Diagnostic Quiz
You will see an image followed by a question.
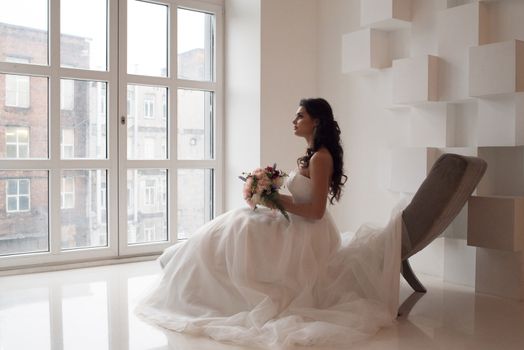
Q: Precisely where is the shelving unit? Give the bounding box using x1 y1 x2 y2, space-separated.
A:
360 0 412 31
392 55 440 104
342 28 390 73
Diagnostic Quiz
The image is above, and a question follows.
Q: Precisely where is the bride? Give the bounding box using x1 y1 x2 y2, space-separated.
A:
135 98 402 348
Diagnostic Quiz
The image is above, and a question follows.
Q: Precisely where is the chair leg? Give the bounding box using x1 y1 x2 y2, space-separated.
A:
401 259 427 293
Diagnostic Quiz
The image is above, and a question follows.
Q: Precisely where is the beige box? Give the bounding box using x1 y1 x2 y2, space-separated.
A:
468 196 524 251
469 40 524 97
342 28 390 73
360 0 411 30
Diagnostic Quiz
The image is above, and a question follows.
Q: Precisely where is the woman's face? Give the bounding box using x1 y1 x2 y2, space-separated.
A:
293 106 317 138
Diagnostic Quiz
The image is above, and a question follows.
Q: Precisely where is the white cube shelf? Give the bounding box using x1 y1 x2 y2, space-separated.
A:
477 94 524 146
475 247 524 300
342 28 390 73
437 2 489 101
408 103 456 147
477 146 524 196
389 147 439 193
393 55 440 104
469 40 524 97
468 196 524 252
360 0 411 31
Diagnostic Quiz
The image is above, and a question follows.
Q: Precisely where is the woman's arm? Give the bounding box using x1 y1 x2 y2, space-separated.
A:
280 150 333 220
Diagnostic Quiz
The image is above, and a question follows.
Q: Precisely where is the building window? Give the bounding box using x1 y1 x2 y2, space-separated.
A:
61 129 75 159
127 89 135 117
144 179 155 206
144 94 155 118
60 79 75 110
162 94 167 119
144 224 155 241
100 182 107 210
5 74 30 108
61 177 75 209
6 127 29 158
6 179 30 213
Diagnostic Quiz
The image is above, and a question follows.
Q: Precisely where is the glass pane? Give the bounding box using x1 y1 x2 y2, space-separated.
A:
62 282 109 350
0 288 51 350
128 0 168 77
177 169 213 239
61 170 107 250
177 89 214 160
0 170 49 256
60 79 107 159
61 0 107 71
127 169 167 244
0 74 48 159
127 85 167 159
0 0 48 66
178 8 214 81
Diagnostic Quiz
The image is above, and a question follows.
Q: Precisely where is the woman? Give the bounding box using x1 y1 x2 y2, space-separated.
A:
136 98 402 348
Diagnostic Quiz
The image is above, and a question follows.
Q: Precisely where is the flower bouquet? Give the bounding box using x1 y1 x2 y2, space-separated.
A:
239 164 289 221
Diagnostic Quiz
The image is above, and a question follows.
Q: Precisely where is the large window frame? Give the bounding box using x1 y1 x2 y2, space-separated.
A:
0 0 224 270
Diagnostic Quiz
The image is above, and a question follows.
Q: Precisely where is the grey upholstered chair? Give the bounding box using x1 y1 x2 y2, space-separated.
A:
400 153 487 293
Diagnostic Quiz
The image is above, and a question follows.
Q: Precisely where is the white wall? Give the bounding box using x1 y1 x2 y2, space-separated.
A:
260 0 318 169
225 0 317 209
224 0 261 210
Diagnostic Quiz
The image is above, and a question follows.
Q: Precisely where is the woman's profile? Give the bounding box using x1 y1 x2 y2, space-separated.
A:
135 98 402 348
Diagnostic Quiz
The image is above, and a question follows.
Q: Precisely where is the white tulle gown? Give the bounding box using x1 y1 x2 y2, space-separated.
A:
135 171 403 348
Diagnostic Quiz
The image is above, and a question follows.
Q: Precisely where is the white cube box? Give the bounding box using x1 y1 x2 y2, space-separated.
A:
408 103 456 147
341 28 390 73
360 0 411 30
475 247 524 300
437 2 489 102
477 146 524 196
477 94 524 147
469 40 524 97
468 196 524 252
393 55 440 104
389 147 439 193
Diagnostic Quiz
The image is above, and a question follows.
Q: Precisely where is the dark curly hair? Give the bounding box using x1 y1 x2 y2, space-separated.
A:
297 98 347 204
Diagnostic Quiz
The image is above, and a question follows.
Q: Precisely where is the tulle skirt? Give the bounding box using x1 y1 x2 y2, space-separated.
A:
135 207 402 348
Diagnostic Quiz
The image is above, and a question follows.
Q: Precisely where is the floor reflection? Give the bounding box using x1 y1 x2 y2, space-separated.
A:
0 261 523 350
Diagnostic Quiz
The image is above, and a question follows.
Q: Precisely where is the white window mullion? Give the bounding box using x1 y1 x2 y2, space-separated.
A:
49 0 62 257
107 0 120 257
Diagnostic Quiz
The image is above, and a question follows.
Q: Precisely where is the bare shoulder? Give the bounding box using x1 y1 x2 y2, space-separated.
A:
310 148 333 167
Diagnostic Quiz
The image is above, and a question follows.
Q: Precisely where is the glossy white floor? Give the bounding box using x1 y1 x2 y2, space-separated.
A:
1 260 523 350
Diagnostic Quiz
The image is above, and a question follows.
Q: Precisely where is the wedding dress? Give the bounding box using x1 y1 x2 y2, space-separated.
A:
135 171 403 348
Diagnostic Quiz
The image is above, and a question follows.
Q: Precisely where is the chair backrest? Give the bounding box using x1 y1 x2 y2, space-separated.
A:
401 153 487 260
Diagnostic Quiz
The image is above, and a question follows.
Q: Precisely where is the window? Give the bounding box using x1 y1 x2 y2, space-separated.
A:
162 94 167 119
6 127 29 158
144 94 155 118
4 57 31 108
1 0 223 268
127 89 135 117
5 74 30 108
60 79 75 110
6 179 30 213
61 177 75 209
144 224 155 241
100 182 107 210
61 129 75 159
144 179 155 206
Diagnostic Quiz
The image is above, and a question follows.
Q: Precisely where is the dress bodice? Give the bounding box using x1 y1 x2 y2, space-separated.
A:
286 171 312 204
